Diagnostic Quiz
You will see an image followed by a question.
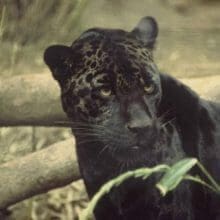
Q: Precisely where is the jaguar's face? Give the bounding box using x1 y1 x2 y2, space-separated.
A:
45 17 166 165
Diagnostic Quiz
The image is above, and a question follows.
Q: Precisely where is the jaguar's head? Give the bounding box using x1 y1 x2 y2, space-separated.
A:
44 17 168 166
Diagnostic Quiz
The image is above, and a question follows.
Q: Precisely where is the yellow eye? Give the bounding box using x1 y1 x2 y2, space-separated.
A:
100 88 111 97
144 84 155 94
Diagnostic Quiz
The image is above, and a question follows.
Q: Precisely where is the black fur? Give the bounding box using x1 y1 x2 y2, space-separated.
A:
44 17 220 220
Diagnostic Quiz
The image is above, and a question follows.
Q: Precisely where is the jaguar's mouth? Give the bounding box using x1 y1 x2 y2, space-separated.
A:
110 144 150 164
107 133 166 167
130 145 141 151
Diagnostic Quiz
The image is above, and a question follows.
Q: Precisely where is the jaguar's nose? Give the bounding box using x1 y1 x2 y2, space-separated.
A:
124 101 153 134
126 121 152 134
126 121 158 148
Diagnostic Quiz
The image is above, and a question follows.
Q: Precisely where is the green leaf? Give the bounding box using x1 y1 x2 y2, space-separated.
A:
156 158 198 196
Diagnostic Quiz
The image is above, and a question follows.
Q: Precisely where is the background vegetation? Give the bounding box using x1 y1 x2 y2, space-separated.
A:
0 0 220 219
0 0 89 76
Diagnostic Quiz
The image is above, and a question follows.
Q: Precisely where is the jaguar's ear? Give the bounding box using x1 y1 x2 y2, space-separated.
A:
131 16 158 49
44 45 73 83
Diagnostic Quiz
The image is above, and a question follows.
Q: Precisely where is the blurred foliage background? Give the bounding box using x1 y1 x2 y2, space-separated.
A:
0 0 220 219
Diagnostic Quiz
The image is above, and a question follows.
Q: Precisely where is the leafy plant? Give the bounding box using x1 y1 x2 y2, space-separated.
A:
79 158 220 220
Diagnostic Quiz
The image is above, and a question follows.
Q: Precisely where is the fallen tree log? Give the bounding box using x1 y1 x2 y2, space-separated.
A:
0 138 80 209
0 73 220 127
0 74 68 126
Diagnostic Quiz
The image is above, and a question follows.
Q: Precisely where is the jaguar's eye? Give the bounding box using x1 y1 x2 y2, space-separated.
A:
144 84 155 94
100 88 112 97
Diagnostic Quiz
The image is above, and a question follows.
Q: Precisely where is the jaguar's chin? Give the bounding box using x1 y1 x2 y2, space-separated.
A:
109 140 165 169
100 126 166 168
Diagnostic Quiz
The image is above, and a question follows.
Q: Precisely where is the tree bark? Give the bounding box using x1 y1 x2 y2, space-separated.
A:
0 74 68 127
0 138 80 209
